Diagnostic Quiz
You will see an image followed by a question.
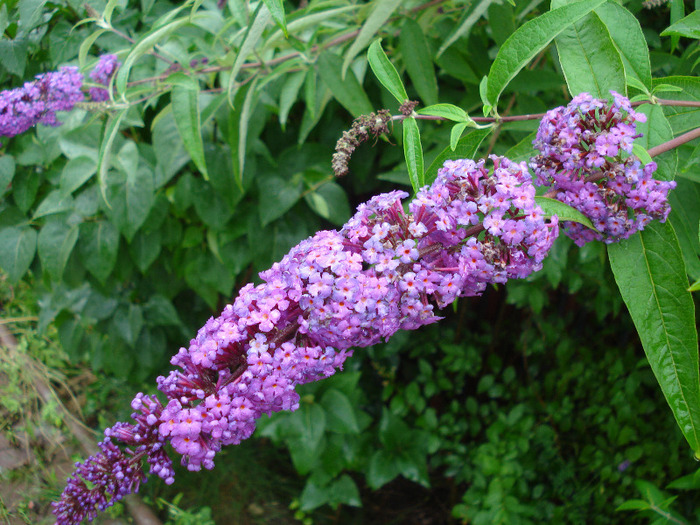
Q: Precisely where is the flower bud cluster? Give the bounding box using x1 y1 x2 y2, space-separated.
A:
88 54 121 102
53 156 558 524
530 91 676 246
0 66 83 140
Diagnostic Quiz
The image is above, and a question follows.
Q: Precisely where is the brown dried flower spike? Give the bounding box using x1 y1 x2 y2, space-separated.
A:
332 110 392 177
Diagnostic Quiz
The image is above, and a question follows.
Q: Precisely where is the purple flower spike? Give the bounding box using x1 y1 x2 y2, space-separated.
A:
88 54 121 102
0 66 84 140
53 156 558 525
530 91 676 246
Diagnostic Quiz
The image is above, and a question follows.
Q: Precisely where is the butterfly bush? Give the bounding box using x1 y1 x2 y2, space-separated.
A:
88 54 121 102
52 155 558 524
530 91 676 246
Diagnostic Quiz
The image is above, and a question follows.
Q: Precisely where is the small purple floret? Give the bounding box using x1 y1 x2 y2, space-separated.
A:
530 91 676 246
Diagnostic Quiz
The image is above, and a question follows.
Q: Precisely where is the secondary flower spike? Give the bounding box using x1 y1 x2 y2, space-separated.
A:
530 91 676 246
88 54 121 102
52 156 558 525
0 66 83 140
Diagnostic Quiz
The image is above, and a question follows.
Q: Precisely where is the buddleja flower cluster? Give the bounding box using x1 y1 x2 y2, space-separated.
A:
530 91 676 246
0 55 121 142
88 54 121 102
52 155 558 524
0 67 84 140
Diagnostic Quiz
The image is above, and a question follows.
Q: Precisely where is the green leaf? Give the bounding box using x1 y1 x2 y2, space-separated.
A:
399 18 438 106
129 228 162 274
258 174 303 227
450 122 468 151
651 76 700 134
38 219 79 281
417 103 468 122
236 76 260 187
341 0 403 78
403 117 424 192
367 450 400 489
437 0 496 58
616 500 652 511
425 127 491 185
553 10 626 98
102 166 155 241
261 0 286 36
367 39 408 104
278 70 306 129
595 2 652 91
317 51 373 117
19 0 46 31
668 179 700 281
321 389 360 434
534 197 595 229
170 73 209 180
286 403 326 475
33 190 74 220
79 220 119 283
111 303 144 346
608 222 700 455
97 108 128 206
304 181 350 226
60 156 97 195
661 10 700 39
115 16 190 96
102 0 121 26
0 155 16 198
226 4 270 104
635 104 677 183
0 38 29 76
485 0 605 109
79 28 108 68
144 294 182 327
0 226 37 284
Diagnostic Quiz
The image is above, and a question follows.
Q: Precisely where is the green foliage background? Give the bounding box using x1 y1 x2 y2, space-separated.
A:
1 0 700 523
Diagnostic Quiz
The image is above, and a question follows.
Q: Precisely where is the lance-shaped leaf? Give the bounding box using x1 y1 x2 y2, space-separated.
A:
317 51 373 117
437 0 496 58
262 0 287 36
661 9 700 40
170 73 209 180
97 108 127 207
608 222 700 456
425 127 491 185
403 117 424 192
595 2 652 91
485 0 605 110
368 39 408 103
341 0 402 78
115 16 190 96
399 18 437 106
534 197 594 229
227 4 270 104
552 7 625 98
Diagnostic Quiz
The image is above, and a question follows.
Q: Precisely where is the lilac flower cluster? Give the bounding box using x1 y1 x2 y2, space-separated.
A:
530 91 676 246
88 54 121 102
0 66 83 139
53 156 558 525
